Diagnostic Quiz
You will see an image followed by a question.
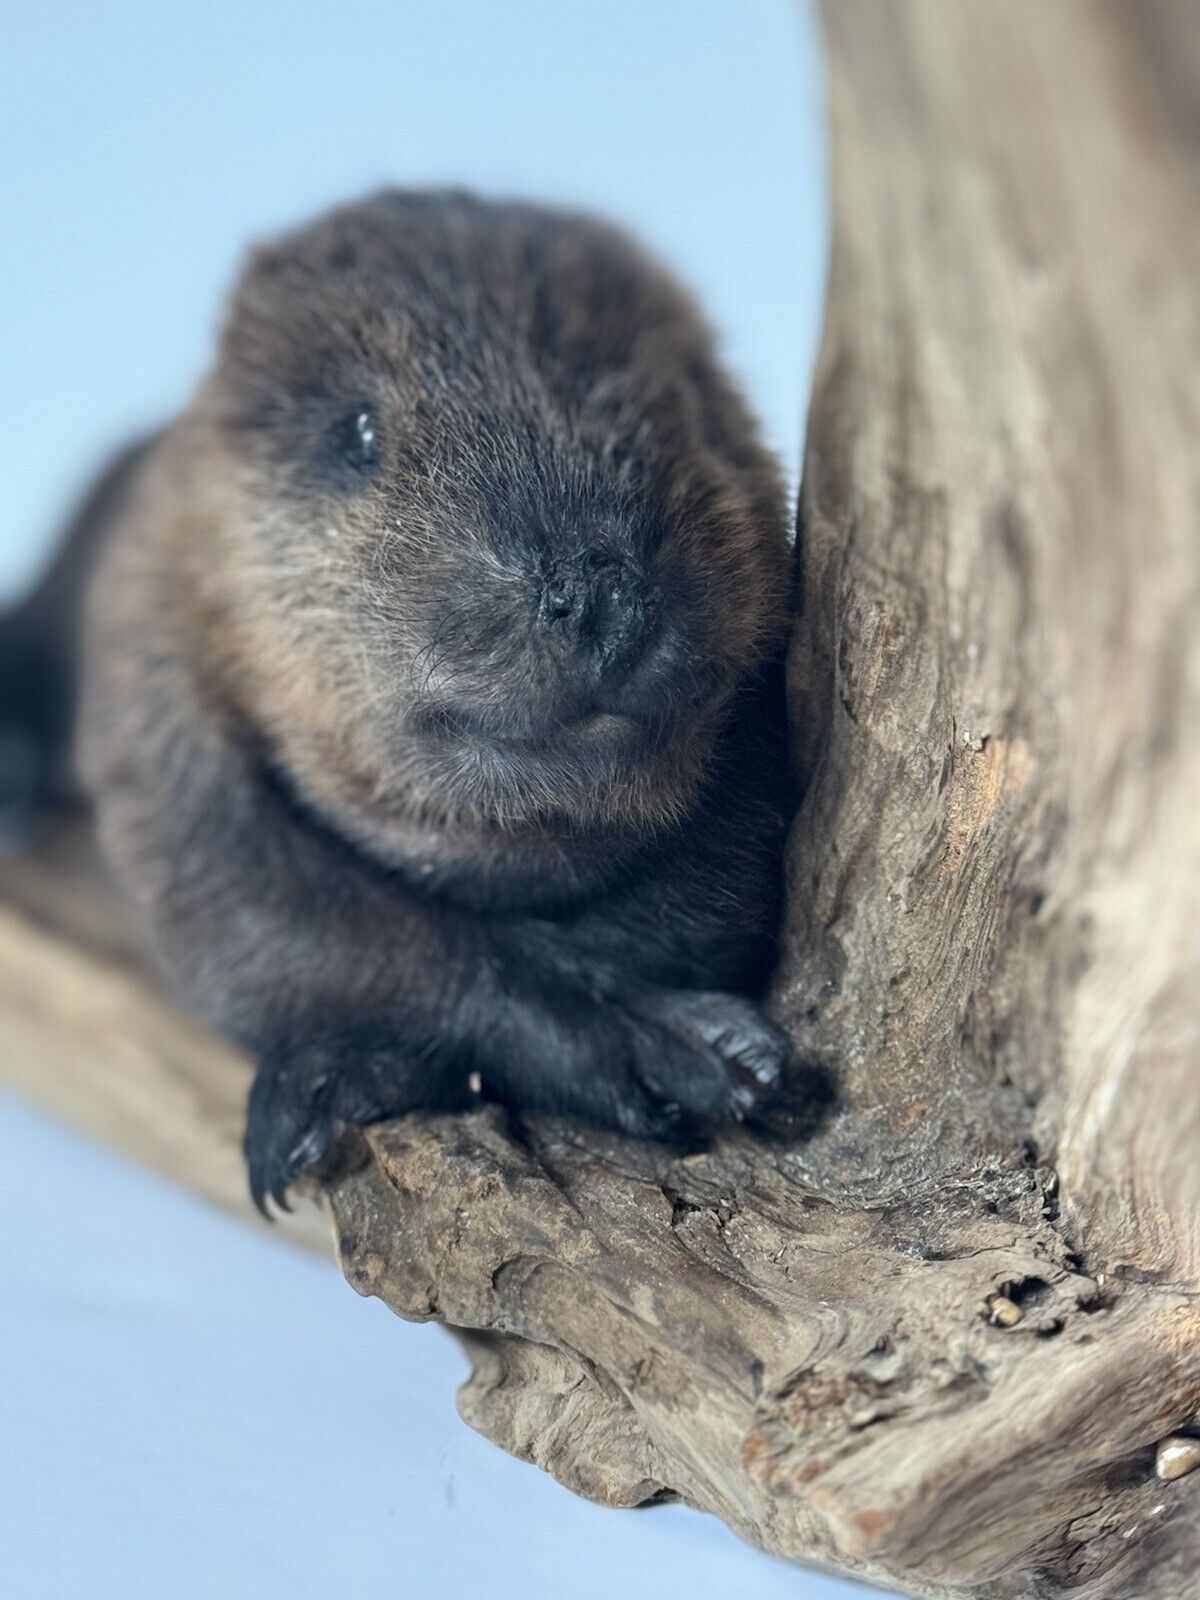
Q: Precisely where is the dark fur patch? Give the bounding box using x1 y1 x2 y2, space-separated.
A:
64 190 795 1208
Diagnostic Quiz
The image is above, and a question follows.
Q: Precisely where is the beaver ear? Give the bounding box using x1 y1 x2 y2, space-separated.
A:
234 240 299 298
324 238 359 274
249 244 289 279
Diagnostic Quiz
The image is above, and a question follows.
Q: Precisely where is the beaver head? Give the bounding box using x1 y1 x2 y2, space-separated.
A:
191 190 789 895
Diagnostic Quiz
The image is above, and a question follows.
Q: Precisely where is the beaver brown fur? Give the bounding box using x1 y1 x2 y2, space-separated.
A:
7 190 795 1212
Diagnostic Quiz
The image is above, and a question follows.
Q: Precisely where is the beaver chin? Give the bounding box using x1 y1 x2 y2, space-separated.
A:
413 681 727 822
312 719 706 913
417 700 656 763
422 708 696 822
288 683 725 910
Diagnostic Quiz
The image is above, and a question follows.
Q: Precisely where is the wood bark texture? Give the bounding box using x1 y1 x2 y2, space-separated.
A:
2 2 1198 1595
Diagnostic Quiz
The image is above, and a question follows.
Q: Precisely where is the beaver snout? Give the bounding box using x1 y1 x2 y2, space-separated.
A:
538 552 661 689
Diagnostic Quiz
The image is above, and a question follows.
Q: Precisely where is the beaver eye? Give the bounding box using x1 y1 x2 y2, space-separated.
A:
338 407 377 470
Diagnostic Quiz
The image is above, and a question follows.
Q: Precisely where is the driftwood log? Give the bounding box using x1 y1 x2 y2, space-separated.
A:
2 3 1199 1595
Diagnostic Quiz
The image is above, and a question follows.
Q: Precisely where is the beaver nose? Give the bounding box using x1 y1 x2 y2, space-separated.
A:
539 554 656 681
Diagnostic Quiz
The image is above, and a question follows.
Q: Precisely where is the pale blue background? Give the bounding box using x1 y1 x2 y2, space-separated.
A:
0 4 875 1597
0 0 825 601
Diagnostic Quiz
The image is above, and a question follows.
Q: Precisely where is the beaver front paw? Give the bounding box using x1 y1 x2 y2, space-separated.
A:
243 1027 469 1216
622 990 790 1132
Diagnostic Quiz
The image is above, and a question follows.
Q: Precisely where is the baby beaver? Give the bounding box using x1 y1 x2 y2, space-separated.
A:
6 190 795 1212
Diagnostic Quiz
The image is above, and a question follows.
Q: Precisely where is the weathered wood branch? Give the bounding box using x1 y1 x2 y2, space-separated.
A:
0 820 330 1258
2 3 1198 1595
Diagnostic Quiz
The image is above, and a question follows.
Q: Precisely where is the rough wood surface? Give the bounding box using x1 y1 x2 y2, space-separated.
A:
2 3 1198 1595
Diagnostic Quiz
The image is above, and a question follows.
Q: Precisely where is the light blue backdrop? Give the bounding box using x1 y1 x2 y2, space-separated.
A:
0 0 825 599
0 5 873 1597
